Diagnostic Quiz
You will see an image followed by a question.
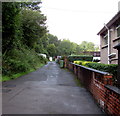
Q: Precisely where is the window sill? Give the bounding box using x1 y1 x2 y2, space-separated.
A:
101 44 108 49
113 36 120 42
110 58 118 61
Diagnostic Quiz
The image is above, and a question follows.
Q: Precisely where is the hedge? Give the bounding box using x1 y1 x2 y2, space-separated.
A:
68 55 93 62
74 61 118 83
74 60 91 66
85 63 118 79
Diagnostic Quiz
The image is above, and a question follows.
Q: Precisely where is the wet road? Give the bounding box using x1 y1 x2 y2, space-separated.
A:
2 62 104 114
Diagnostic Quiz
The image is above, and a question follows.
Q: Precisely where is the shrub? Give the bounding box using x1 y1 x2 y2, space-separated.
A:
2 46 48 76
68 55 93 62
74 61 118 83
74 61 92 66
74 61 118 75
86 63 118 79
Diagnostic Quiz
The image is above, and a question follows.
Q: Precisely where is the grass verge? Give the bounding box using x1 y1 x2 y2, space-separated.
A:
63 68 84 87
74 77 84 87
2 63 44 82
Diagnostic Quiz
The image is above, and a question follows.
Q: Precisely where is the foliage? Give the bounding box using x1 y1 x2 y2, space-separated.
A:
57 39 76 56
2 2 48 81
20 2 41 11
74 60 92 66
2 2 22 53
47 33 60 46
2 68 35 82
47 44 56 57
34 33 100 57
74 61 118 82
2 46 47 76
68 55 93 62
79 41 99 52
85 63 118 78
2 2 100 81
21 9 47 48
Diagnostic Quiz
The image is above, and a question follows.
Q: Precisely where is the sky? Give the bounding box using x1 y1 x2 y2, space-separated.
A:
41 0 120 46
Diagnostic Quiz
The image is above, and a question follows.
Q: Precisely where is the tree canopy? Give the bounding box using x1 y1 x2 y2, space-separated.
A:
2 2 99 78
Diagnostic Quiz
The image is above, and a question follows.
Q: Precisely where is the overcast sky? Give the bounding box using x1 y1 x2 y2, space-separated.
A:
41 0 120 46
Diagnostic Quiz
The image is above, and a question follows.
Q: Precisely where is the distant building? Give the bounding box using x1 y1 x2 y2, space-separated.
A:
82 51 100 57
80 51 100 62
97 11 120 64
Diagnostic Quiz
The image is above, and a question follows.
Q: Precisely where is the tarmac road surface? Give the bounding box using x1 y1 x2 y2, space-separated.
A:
2 62 105 114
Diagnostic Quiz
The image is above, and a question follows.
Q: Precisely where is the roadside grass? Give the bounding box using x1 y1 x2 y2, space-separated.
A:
63 68 84 87
2 63 44 82
74 77 84 87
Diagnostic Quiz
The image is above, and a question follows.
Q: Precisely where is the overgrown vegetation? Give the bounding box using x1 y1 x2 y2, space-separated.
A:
2 2 48 81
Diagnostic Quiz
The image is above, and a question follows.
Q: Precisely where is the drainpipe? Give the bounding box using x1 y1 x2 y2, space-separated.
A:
104 23 110 64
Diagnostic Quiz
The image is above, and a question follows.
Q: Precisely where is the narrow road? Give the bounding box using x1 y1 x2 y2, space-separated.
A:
2 62 104 114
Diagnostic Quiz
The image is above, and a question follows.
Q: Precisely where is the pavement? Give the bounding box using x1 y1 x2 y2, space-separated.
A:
2 62 105 114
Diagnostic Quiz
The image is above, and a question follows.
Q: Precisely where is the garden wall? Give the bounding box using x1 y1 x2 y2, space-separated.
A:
64 59 120 115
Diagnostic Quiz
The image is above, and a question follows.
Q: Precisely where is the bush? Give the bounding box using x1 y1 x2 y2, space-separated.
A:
68 55 93 62
74 60 118 83
2 46 48 76
86 63 118 79
74 61 118 75
74 61 92 66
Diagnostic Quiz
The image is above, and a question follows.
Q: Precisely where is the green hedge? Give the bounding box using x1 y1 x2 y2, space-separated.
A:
74 60 118 83
74 60 91 66
86 62 118 77
68 55 93 62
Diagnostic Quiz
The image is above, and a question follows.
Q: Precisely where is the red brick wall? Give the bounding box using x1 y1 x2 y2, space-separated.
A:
65 61 120 115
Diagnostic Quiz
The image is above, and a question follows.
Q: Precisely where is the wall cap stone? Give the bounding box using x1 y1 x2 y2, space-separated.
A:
72 63 112 75
105 85 120 95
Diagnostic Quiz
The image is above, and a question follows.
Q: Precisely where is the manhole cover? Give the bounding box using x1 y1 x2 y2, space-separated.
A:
3 85 16 88
2 89 11 93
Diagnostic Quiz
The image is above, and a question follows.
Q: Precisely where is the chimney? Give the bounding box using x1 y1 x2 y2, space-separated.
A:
118 1 120 12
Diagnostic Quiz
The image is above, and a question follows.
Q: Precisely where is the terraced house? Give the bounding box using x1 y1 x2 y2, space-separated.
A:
97 10 120 64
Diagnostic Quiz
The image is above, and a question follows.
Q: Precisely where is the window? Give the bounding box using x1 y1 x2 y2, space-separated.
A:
94 53 97 56
103 34 108 45
116 25 120 37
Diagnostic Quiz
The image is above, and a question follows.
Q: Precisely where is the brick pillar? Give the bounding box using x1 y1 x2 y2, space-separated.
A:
64 56 68 68
103 75 113 85
74 65 76 74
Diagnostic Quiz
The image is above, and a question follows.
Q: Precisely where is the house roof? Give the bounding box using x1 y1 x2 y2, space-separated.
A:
114 43 120 49
97 11 120 35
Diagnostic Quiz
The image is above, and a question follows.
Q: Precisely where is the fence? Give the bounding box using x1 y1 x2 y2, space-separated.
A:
64 59 120 115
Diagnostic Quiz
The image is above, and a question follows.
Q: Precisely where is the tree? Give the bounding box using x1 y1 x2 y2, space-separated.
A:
58 39 74 56
47 44 56 57
35 34 49 54
75 45 82 54
2 2 22 53
47 33 60 46
21 9 47 48
47 33 61 56
94 45 100 51
20 2 41 11
2 2 49 77
79 41 96 52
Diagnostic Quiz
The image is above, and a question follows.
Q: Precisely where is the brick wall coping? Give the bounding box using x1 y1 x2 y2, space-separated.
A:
71 63 112 75
105 85 120 95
